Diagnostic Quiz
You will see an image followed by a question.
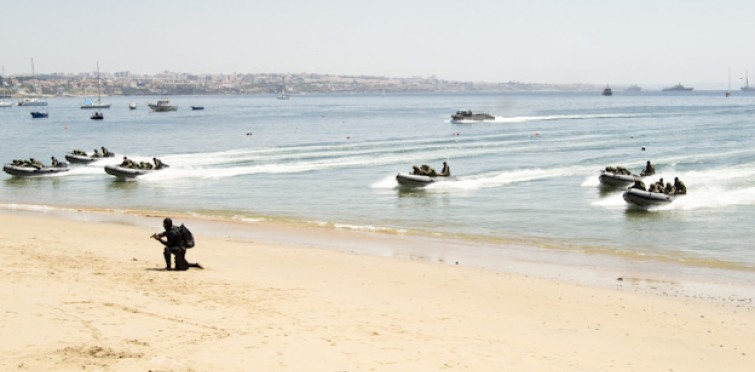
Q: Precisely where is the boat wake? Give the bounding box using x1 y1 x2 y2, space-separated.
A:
130 136 540 181
452 113 647 124
373 165 593 191
592 164 755 210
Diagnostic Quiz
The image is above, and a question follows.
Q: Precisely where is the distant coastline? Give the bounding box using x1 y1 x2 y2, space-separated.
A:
1 71 620 97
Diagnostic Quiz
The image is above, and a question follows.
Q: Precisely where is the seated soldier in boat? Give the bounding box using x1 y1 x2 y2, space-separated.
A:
663 182 675 194
139 161 154 170
153 158 167 170
120 156 137 168
673 177 686 195
28 158 43 170
72 149 87 156
640 160 656 177
92 149 101 158
440 161 450 177
654 178 664 191
630 179 646 190
420 164 437 177
101 147 112 157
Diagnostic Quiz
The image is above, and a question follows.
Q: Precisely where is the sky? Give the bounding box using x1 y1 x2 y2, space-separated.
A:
3 0 755 87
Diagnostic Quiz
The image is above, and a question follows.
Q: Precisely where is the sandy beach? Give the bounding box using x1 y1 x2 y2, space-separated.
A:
1 212 753 371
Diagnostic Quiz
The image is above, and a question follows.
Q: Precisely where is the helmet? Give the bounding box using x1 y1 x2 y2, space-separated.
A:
163 218 173 228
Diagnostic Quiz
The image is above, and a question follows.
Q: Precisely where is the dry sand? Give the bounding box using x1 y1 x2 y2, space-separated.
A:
0 212 753 371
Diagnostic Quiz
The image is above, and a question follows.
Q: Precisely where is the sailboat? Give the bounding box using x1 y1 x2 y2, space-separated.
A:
81 62 111 109
741 71 755 92
17 58 47 106
0 65 12 107
726 68 732 97
0 82 11 107
276 77 290 100
276 86 290 100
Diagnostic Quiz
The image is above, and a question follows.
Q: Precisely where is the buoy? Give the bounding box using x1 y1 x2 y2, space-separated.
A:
642 146 646 151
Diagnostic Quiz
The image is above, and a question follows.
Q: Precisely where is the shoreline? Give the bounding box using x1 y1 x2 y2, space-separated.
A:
3 202 755 304
1 208 754 370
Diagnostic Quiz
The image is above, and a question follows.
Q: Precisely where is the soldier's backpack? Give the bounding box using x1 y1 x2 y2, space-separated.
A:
178 224 195 248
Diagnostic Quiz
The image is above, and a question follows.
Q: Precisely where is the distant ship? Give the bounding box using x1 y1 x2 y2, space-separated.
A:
741 73 755 91
601 86 613 96
625 84 642 92
662 83 693 92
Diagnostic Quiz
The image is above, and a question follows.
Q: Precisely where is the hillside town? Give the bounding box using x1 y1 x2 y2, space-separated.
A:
0 71 599 98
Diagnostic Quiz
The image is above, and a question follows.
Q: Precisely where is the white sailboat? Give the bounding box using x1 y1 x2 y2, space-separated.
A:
276 78 290 100
0 65 12 107
17 58 47 106
81 61 111 109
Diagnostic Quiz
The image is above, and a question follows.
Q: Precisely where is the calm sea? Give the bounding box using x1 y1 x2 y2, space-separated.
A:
2 92 755 279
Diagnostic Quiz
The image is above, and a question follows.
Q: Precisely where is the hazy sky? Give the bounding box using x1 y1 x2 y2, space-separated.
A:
3 0 755 87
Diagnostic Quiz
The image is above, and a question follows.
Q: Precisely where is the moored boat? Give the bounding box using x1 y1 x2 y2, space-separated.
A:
30 111 48 118
3 163 69 177
90 112 104 120
148 98 177 112
80 62 111 109
129 102 137 110
601 86 613 96
191 105 204 110
622 188 676 207
18 98 47 106
17 58 47 106
0 100 12 107
451 110 495 122
81 99 111 109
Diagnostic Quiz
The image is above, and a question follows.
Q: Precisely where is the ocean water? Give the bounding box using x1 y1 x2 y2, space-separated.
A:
2 92 755 275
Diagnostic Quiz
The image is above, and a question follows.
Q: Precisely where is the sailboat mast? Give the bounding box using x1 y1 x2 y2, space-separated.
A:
96 61 101 103
30 57 36 96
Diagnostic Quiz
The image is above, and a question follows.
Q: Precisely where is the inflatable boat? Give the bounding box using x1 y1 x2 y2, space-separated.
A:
65 152 114 164
104 164 168 179
622 188 676 207
451 110 495 122
598 170 641 188
396 172 452 187
3 163 70 177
